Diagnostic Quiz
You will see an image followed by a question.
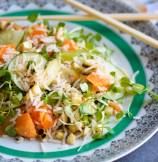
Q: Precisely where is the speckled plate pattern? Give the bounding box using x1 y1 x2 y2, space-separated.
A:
0 0 158 162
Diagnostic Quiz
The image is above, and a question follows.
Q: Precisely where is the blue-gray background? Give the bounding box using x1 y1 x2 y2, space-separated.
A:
116 133 158 162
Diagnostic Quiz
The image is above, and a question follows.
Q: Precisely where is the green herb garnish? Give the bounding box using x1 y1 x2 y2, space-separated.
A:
43 91 61 105
92 129 114 140
27 13 39 22
5 125 16 137
116 111 124 120
92 133 105 140
96 111 102 121
43 19 49 26
110 71 116 77
120 77 148 95
120 77 131 87
126 111 133 119
0 114 5 124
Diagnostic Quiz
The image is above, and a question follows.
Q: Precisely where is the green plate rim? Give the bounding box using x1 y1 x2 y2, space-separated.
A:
0 9 146 159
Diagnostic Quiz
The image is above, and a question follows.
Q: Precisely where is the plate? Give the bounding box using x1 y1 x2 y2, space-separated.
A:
0 0 158 162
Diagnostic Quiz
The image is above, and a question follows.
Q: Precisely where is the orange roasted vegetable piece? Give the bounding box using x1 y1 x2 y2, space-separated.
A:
86 72 110 92
15 113 37 138
31 30 47 37
63 39 78 51
30 24 47 37
108 101 122 112
0 44 15 62
29 105 57 129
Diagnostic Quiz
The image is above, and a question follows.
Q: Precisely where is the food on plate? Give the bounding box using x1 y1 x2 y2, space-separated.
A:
0 18 156 145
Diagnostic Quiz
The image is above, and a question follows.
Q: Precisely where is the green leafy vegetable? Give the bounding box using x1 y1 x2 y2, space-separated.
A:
82 115 90 125
57 22 65 28
119 76 158 101
66 28 102 48
96 111 102 121
90 45 112 60
43 19 49 26
0 91 23 117
131 83 147 94
0 69 9 77
0 66 23 118
93 33 102 41
5 125 16 137
26 60 34 69
92 133 105 140
110 71 116 77
109 84 121 93
120 77 147 95
0 114 5 124
40 46 50 61
60 50 80 61
116 111 124 120
120 77 131 87
0 68 11 82
43 92 61 105
93 128 114 140
27 13 39 22
126 111 133 119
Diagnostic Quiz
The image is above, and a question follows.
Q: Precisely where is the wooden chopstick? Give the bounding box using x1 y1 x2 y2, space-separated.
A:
65 0 158 49
108 13 158 21
0 13 158 21
0 15 91 21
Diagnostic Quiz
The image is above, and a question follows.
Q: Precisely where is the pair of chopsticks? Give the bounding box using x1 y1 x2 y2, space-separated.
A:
1 13 158 21
0 0 157 48
63 0 158 49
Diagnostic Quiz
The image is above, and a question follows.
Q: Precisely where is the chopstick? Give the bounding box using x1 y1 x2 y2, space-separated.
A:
65 0 158 48
108 13 158 21
0 13 158 21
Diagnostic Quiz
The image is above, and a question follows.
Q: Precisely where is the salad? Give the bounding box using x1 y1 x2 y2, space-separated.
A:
0 17 156 145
